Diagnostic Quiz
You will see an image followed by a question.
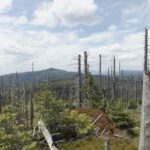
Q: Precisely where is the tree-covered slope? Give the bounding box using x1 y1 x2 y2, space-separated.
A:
0 68 77 87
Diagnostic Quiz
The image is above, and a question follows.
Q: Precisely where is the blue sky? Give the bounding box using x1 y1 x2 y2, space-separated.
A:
0 0 149 75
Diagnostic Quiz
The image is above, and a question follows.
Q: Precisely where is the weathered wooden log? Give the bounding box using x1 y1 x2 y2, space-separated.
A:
100 128 106 137
38 120 58 150
91 114 102 126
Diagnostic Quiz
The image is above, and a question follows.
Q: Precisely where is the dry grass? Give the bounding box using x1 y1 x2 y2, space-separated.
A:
58 137 138 150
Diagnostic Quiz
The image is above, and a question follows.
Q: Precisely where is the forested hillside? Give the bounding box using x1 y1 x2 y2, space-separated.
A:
0 68 77 88
0 52 142 150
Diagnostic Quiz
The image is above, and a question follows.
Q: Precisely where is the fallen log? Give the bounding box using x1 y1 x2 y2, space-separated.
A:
91 114 102 126
38 120 58 150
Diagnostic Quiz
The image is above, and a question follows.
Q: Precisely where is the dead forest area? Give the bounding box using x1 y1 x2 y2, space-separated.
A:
0 52 142 150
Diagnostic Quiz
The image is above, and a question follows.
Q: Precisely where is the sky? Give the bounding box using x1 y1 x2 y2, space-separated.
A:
0 0 149 75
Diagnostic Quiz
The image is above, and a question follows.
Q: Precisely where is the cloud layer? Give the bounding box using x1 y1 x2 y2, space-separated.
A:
0 0 13 13
32 0 98 28
0 0 148 74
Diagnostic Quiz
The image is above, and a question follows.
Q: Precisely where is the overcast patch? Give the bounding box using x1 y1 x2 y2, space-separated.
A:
32 0 99 28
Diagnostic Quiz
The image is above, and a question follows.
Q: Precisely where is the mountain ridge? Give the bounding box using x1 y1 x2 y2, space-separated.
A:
0 68 143 87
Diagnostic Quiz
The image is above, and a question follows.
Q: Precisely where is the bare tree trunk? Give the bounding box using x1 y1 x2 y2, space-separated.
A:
38 120 58 150
121 70 124 100
107 67 110 89
78 55 82 108
84 51 88 83
1 77 3 94
32 62 36 93
144 28 148 72
30 62 35 130
99 54 102 93
105 138 110 150
130 73 133 99
84 51 88 106
119 61 121 78
0 77 3 113
30 94 34 130
8 76 12 104
139 74 150 150
112 56 116 100
139 28 150 150
16 72 21 124
24 84 28 127
125 80 129 110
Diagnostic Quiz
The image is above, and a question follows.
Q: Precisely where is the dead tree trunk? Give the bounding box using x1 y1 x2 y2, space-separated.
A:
16 72 21 124
107 67 110 89
30 94 34 130
30 62 35 130
118 61 121 99
38 120 58 150
119 61 121 78
144 28 148 72
32 62 36 93
112 56 116 100
105 138 110 150
0 77 3 113
139 28 150 150
139 74 150 150
8 76 11 104
121 70 124 100
125 80 129 109
99 54 102 93
84 51 88 106
84 51 88 83
130 73 133 99
78 55 82 108
24 84 28 127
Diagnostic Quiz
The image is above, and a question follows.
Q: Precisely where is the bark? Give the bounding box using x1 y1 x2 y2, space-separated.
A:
24 84 28 127
30 95 34 130
144 28 148 72
16 72 21 124
139 74 150 150
99 54 102 93
84 51 88 106
78 55 82 108
8 76 11 104
112 56 116 100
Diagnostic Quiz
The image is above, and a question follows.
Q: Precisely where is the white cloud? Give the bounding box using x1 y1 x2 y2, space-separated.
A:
121 0 150 27
0 0 146 75
108 24 117 31
32 0 98 28
16 16 28 25
0 28 144 74
32 1 59 28
0 15 28 26
0 0 13 13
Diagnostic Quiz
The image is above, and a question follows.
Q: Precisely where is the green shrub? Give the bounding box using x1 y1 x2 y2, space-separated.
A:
127 127 140 137
108 101 136 129
128 100 138 110
60 110 93 139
